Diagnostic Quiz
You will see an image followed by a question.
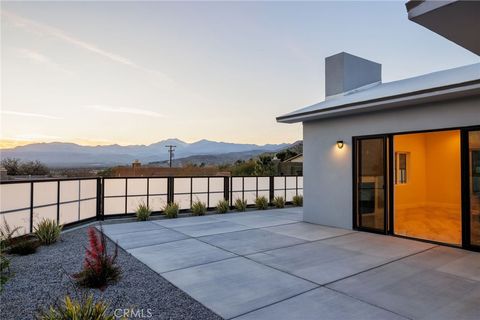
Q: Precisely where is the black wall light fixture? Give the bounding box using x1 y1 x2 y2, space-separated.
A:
336 140 344 149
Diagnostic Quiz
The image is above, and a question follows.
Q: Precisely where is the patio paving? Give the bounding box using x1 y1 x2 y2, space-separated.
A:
102 207 480 320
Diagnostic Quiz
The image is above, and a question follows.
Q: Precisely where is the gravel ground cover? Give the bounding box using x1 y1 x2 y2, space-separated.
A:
0 224 223 320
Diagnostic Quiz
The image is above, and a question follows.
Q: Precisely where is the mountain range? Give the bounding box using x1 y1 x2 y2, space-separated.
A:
0 139 292 167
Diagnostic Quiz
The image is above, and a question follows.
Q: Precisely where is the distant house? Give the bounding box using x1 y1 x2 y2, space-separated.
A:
277 0 480 251
278 154 303 176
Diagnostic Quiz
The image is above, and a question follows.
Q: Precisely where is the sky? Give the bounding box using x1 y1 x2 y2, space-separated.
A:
1 1 479 148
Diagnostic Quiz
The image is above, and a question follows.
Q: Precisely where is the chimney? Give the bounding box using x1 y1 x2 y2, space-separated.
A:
325 52 381 98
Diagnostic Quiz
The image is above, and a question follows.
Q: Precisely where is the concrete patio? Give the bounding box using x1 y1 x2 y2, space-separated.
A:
101 208 480 320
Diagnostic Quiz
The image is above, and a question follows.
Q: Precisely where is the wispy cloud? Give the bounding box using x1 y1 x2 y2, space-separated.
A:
2 10 175 86
84 105 165 118
1 110 62 120
16 48 73 75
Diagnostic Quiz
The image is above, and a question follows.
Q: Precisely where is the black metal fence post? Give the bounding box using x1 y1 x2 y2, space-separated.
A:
56 180 61 224
269 176 274 204
146 178 150 208
167 177 174 204
224 176 230 204
96 178 103 221
29 182 34 233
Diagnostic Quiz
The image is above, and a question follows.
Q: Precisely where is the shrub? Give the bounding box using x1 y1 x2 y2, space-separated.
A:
0 252 11 291
0 217 21 248
191 200 207 216
37 294 115 320
74 226 121 290
292 195 303 207
164 202 179 219
34 218 63 245
255 196 269 210
135 202 152 221
8 238 40 255
216 199 229 214
272 196 285 208
234 198 247 212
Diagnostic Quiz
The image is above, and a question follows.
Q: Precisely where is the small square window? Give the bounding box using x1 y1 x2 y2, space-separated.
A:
395 152 408 185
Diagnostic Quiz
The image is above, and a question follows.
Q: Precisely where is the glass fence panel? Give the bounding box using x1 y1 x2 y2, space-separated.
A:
1 210 30 235
174 178 191 195
60 180 79 202
60 202 79 224
0 183 30 212
149 178 168 195
192 178 208 193
80 180 97 199
149 195 168 211
192 193 208 206
127 179 147 196
286 176 297 189
209 178 224 193
80 199 97 220
176 194 190 210
231 177 243 191
286 189 297 202
209 193 224 208
244 177 256 192
104 198 125 215
258 177 269 191
33 205 57 225
127 196 148 213
33 182 57 207
104 179 126 197
231 191 243 203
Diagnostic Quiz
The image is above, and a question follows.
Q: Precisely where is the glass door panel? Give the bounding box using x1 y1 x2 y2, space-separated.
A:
469 130 480 246
356 137 386 232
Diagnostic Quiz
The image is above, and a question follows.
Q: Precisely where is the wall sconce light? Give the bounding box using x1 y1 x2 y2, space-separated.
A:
336 140 344 149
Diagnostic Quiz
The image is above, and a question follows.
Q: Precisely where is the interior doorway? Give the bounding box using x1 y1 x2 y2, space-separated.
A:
393 130 462 245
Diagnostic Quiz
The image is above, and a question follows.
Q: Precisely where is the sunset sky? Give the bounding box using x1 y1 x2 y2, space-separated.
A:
1 1 479 148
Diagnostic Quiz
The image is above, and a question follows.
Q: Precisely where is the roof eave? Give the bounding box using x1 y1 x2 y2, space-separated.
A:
277 80 480 124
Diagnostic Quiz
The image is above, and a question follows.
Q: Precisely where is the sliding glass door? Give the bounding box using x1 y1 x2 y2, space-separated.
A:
468 130 480 248
355 137 387 233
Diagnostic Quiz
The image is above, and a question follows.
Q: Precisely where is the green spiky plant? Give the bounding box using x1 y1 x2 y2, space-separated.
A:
34 218 63 245
37 294 116 320
164 202 179 219
135 202 152 221
292 195 303 207
216 199 229 214
254 196 269 210
234 198 247 212
191 199 207 216
272 196 285 208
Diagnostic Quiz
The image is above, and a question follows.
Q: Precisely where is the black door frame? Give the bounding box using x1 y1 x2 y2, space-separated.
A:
352 125 480 251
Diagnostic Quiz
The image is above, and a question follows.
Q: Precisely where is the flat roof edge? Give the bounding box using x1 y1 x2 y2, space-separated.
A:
277 80 480 123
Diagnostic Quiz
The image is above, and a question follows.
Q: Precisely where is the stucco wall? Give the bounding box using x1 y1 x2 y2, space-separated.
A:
302 96 480 229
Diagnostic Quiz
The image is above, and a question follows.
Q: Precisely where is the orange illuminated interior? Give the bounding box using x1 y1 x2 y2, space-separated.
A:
394 130 461 245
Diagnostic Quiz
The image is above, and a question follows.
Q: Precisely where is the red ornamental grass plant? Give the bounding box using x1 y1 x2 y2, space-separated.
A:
74 226 121 290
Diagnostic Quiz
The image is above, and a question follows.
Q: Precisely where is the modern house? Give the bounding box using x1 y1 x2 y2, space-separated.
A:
278 0 480 251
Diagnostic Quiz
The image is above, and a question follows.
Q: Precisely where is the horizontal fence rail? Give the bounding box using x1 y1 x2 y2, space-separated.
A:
0 176 303 234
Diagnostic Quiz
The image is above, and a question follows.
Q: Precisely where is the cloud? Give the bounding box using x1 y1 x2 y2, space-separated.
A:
16 48 73 75
1 110 62 120
84 105 165 118
2 10 175 87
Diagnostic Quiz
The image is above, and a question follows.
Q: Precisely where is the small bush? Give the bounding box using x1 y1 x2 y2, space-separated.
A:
216 199 229 214
135 202 152 221
34 218 63 245
8 238 40 255
0 252 11 291
0 217 21 248
272 196 285 208
255 196 269 210
37 294 115 320
164 202 179 219
292 195 303 206
191 200 207 216
73 226 121 290
234 198 247 212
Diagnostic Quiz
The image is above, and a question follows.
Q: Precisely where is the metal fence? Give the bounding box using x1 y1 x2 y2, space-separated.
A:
0 176 303 235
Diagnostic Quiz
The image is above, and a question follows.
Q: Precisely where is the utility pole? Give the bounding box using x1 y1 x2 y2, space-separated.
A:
165 145 176 168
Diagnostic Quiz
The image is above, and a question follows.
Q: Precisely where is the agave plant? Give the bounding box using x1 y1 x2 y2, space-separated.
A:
34 218 63 245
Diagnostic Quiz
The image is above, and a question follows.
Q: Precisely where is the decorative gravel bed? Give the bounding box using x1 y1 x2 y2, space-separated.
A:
0 225 223 320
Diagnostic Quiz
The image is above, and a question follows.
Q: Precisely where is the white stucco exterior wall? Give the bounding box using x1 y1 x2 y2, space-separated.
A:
302 96 480 229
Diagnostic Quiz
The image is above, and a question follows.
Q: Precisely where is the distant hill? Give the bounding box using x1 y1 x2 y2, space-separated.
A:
0 138 292 168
